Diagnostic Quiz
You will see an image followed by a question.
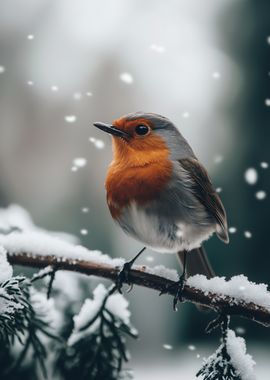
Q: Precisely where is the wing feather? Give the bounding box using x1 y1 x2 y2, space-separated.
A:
179 158 229 243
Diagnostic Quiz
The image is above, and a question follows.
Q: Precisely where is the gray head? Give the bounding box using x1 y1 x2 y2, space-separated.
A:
94 112 196 160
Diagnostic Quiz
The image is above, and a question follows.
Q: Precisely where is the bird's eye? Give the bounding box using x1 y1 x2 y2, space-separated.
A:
135 124 150 136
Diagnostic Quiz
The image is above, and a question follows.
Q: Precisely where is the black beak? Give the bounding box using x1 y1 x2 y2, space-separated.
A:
93 122 130 139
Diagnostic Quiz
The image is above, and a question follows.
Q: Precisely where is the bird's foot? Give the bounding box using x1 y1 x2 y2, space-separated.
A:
116 262 133 294
159 274 186 311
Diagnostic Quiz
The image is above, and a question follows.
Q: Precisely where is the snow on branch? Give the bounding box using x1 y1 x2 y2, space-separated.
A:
1 205 270 328
0 232 269 327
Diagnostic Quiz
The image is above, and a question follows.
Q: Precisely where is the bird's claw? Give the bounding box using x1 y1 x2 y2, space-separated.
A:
159 276 185 311
116 262 132 294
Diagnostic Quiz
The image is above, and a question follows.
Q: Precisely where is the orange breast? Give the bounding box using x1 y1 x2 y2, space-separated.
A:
106 158 173 219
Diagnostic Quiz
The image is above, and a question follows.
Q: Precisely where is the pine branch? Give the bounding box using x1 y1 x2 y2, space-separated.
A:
7 252 270 327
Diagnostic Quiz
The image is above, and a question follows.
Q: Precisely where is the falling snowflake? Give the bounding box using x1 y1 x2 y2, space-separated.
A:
86 92 93 97
73 92 82 100
216 187 222 193
267 36 270 44
27 34 34 40
188 345 196 351
235 326 246 335
182 111 190 119
265 99 270 107
81 207 89 213
146 256 154 262
244 168 258 185
260 161 269 169
71 166 78 172
80 229 88 236
65 115 77 123
0 66 5 74
27 80 34 86
163 344 173 350
229 227 237 234
89 137 105 149
255 190 266 200
214 155 224 164
244 231 252 239
212 71 221 79
150 44 165 53
73 158 87 168
120 72 133 84
51 85 59 92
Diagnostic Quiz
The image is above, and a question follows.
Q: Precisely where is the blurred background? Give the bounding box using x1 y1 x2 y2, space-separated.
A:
0 0 270 378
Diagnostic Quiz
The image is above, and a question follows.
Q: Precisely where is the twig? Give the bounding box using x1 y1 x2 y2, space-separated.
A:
7 252 270 327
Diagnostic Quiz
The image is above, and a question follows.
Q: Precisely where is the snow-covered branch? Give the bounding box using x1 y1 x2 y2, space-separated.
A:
6 250 270 327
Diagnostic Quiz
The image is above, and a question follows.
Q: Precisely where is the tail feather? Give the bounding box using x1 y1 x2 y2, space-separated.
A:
177 246 215 279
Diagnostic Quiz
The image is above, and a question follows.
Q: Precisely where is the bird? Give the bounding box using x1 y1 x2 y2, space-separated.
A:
93 112 229 309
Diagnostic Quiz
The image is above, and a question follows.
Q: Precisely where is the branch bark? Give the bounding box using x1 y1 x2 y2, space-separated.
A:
7 252 270 327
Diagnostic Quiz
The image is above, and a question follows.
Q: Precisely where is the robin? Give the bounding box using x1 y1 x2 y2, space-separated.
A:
94 112 229 309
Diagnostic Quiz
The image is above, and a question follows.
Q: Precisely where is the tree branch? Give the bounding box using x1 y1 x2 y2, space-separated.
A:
7 252 270 327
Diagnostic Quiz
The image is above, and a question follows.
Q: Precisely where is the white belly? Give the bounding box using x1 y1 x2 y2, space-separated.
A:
117 201 215 253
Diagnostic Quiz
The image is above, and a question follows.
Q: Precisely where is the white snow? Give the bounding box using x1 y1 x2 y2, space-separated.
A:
229 226 237 234
244 168 258 185
119 72 133 84
0 66 5 74
163 344 173 350
150 44 165 53
213 155 223 164
255 190 266 200
73 157 87 168
31 289 62 330
0 246 13 283
187 274 270 312
86 91 92 97
89 136 105 149
51 85 59 92
265 99 270 107
143 265 179 282
73 92 82 100
244 231 252 239
226 329 256 380
80 229 88 236
69 284 131 345
212 71 221 79
0 230 124 267
27 80 34 86
64 115 77 123
182 111 190 119
216 187 222 193
27 34 34 40
188 345 196 351
81 207 89 213
260 162 268 169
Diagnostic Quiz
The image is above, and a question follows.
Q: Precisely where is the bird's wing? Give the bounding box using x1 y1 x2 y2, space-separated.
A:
179 158 229 243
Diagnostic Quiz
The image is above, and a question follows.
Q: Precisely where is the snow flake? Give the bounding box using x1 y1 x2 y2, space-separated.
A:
81 207 89 213
150 44 165 53
65 115 77 123
182 111 190 119
86 92 93 97
73 157 87 168
80 229 88 236
51 85 59 92
188 344 196 351
120 72 133 84
27 34 34 40
267 36 270 45
229 227 237 234
265 98 270 107
163 344 173 350
27 80 34 86
0 66 5 74
73 92 82 100
216 187 222 193
145 256 154 262
244 168 258 185
214 155 223 164
244 231 252 239
260 161 268 169
255 190 266 200
212 71 221 79
89 137 105 149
